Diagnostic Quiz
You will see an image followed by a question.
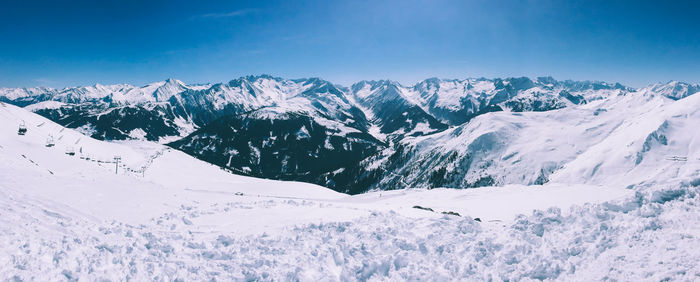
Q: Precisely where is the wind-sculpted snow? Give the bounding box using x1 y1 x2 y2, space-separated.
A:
2 181 697 281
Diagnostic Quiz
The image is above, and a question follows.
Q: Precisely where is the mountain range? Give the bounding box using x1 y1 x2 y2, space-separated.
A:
2 76 698 193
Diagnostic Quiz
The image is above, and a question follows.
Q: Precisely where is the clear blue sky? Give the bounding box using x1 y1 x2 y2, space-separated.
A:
1 0 699 88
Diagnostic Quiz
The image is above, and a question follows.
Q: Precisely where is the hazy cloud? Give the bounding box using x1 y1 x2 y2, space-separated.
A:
33 78 55 85
192 9 257 20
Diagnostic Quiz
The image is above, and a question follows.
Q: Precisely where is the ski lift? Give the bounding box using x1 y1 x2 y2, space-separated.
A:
65 146 75 156
18 121 27 135
45 135 55 147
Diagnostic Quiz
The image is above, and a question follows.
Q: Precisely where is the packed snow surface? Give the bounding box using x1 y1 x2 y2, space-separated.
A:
1 102 699 280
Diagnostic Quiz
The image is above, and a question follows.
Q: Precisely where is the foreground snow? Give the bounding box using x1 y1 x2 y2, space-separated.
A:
1 181 697 281
1 102 699 280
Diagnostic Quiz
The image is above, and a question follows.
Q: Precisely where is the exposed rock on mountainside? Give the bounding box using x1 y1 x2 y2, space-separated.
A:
2 76 698 193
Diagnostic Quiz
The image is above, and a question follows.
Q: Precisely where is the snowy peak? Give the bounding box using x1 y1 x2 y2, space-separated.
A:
151 78 187 102
3 75 700 145
216 75 355 116
352 80 423 107
402 77 636 125
0 87 59 106
3 75 700 194
296 77 346 99
495 76 536 91
356 79 401 88
349 80 447 139
164 77 183 84
360 86 700 191
0 79 196 106
644 80 700 100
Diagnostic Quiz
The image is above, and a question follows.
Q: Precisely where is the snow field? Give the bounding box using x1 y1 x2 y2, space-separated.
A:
1 180 698 281
1 100 699 280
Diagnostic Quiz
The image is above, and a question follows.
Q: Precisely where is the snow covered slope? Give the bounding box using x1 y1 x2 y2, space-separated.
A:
0 102 344 208
361 84 700 191
1 102 698 280
0 100 634 226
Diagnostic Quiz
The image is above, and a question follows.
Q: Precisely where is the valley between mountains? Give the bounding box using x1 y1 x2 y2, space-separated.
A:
1 76 699 280
3 75 698 194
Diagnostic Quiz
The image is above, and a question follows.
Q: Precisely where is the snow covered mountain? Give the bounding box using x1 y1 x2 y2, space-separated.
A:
2 76 698 193
1 100 698 280
1 79 205 142
360 85 700 190
0 75 635 141
169 110 382 194
0 78 196 106
350 80 449 140
640 80 700 100
402 76 631 125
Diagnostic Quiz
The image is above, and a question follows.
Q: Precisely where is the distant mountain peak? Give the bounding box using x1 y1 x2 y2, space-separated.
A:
164 78 183 84
245 74 280 81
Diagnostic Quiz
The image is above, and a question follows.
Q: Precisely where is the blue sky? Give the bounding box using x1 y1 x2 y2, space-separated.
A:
1 0 699 88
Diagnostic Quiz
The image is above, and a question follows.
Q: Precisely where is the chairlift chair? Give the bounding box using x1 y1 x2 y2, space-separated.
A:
18 122 27 135
65 147 75 156
45 135 55 147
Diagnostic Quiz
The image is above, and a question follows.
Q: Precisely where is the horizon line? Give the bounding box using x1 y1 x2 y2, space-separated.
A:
3 74 697 90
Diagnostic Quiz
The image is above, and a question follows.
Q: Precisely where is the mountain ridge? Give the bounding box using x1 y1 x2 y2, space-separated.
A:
2 75 698 193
